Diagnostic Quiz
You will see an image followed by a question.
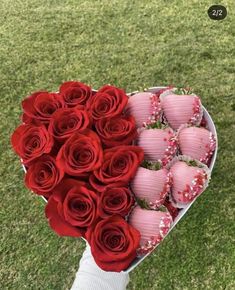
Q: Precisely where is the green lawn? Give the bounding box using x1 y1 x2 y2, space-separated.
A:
1 0 235 289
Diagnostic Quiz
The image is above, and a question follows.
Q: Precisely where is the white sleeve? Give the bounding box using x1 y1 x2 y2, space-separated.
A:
70 244 130 290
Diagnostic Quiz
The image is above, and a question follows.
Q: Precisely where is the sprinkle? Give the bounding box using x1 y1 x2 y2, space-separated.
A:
137 235 162 256
189 97 201 125
161 134 178 166
200 132 216 164
178 170 208 202
143 92 163 126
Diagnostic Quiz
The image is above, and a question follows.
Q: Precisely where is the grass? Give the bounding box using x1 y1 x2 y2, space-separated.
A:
0 0 234 289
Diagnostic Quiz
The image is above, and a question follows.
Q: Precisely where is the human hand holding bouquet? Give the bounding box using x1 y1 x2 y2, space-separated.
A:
11 83 217 273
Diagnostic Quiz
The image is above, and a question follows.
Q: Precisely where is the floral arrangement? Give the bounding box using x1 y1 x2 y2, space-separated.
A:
11 82 217 272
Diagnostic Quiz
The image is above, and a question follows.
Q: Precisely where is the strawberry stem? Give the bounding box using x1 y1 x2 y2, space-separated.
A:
142 160 162 170
146 121 167 130
186 159 203 168
158 205 168 212
136 197 151 210
174 87 193 95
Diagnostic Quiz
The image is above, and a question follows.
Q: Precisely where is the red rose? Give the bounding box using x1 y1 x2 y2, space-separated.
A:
95 115 137 147
98 187 135 218
25 155 64 197
57 129 103 177
22 91 65 125
21 113 39 125
86 85 128 120
45 178 98 237
90 145 144 191
48 107 91 142
11 124 53 165
59 81 93 107
86 215 140 272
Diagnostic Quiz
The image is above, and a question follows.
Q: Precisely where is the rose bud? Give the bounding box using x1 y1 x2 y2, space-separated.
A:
56 129 103 177
160 88 203 130
86 85 128 120
25 155 64 197
178 126 216 165
98 187 135 218
137 125 178 166
126 92 162 127
22 91 65 125
59 81 93 107
130 164 172 209
128 206 172 256
86 215 140 272
48 107 91 143
45 179 98 237
95 115 137 148
90 145 144 192
11 123 53 165
169 157 210 207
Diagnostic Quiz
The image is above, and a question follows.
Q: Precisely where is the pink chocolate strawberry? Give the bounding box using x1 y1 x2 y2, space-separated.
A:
128 206 172 255
170 160 209 206
126 92 161 127
178 126 216 164
130 166 172 209
160 90 202 130
137 127 178 166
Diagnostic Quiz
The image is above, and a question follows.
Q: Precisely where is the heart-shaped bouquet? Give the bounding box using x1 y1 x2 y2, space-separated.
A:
11 82 217 273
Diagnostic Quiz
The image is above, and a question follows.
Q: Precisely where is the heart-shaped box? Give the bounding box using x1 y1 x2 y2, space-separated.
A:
21 86 218 273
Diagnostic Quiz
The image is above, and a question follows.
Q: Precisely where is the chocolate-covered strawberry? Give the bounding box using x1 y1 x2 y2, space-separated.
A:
126 92 162 127
178 126 216 164
128 206 172 255
137 124 178 166
160 88 202 130
169 158 210 207
130 163 172 209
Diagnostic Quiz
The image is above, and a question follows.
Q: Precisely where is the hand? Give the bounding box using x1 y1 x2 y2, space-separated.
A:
71 243 130 290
